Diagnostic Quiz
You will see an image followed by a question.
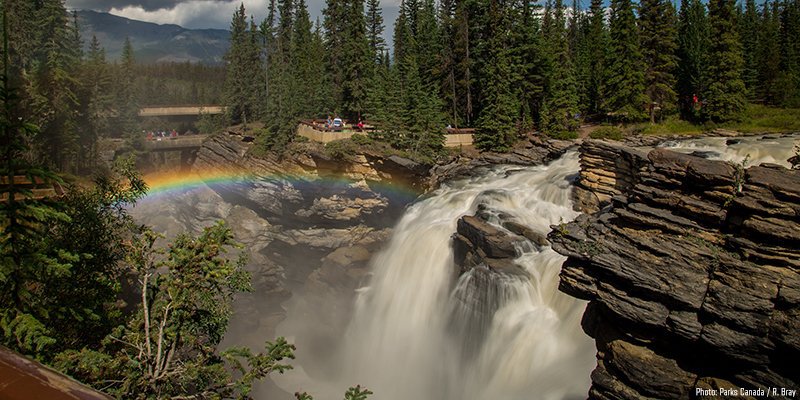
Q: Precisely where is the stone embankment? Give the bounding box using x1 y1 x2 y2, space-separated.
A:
550 139 799 399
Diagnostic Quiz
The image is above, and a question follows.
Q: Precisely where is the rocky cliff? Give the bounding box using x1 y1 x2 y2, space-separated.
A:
550 140 799 399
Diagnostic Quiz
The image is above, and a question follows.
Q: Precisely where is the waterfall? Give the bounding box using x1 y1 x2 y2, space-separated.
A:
297 151 596 400
661 133 800 167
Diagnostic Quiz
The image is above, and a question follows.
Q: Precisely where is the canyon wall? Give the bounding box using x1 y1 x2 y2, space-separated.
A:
550 140 799 399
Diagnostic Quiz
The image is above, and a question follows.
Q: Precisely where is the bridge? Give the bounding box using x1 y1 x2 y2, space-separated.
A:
139 105 225 117
144 135 209 151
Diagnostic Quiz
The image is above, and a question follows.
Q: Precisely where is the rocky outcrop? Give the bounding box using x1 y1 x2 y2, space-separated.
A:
572 140 649 213
550 141 800 399
430 135 574 187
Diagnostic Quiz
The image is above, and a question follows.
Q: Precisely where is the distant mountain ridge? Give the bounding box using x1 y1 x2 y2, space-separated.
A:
76 10 230 65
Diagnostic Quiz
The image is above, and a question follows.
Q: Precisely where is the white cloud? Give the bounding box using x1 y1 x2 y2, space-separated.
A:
109 0 271 29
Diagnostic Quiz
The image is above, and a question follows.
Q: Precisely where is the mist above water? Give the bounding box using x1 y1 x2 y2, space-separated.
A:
273 152 595 400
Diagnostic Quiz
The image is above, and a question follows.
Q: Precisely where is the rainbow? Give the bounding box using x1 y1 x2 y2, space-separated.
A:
141 166 423 202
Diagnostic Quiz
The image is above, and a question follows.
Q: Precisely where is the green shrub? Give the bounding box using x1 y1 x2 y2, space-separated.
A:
589 126 624 140
350 133 372 146
324 139 358 161
546 130 579 140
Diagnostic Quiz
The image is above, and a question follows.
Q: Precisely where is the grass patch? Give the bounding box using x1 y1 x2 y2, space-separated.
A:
629 116 703 136
719 104 800 133
589 126 625 140
623 104 800 136
546 130 579 140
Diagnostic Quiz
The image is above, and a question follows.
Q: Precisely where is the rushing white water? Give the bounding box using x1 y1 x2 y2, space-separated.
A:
274 151 595 400
661 133 800 167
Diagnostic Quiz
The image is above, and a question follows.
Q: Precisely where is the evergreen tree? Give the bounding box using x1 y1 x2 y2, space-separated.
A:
77 35 113 170
756 1 781 104
640 0 678 120
603 0 648 121
676 0 709 119
438 0 460 126
341 0 372 120
778 0 800 105
223 4 262 125
585 0 609 115
703 0 746 121
540 0 580 134
509 0 545 131
740 0 760 98
452 0 475 125
117 37 139 140
415 0 441 84
30 0 82 171
474 0 518 151
323 0 348 109
366 0 386 63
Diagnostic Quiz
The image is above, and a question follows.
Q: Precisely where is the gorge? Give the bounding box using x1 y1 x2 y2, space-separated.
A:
130 132 799 399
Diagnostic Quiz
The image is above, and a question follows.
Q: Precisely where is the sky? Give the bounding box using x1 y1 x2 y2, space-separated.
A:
65 0 401 34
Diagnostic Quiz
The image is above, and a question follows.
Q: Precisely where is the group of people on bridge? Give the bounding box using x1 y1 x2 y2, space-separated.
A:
145 129 180 141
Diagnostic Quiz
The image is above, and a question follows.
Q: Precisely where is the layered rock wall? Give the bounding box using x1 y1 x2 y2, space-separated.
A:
551 140 799 399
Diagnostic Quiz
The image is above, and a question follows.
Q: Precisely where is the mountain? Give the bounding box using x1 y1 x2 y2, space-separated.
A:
76 10 230 65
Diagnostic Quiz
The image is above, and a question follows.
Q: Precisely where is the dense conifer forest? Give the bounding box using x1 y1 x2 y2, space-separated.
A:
223 0 800 157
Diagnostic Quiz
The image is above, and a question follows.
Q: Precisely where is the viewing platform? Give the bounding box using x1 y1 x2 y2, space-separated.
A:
297 120 474 147
139 105 225 117
144 134 209 151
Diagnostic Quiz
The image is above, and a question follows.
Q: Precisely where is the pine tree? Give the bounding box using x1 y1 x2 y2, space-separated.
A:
756 1 781 104
438 0 460 126
78 35 113 170
474 0 518 151
541 0 580 135
703 0 746 121
778 0 800 105
415 0 441 84
30 0 82 171
510 0 545 131
223 4 262 125
639 0 678 120
341 0 372 120
585 0 609 115
603 0 648 121
117 37 139 142
676 0 709 119
365 0 386 63
740 0 760 98
323 0 348 109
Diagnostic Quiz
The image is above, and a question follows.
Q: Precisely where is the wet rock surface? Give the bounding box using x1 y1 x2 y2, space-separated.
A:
429 135 574 187
550 140 800 399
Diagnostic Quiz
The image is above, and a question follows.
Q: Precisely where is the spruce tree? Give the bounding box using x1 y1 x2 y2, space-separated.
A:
585 0 609 115
676 0 709 119
541 0 580 135
740 0 760 98
223 4 262 125
323 0 348 108
341 0 372 120
31 0 81 171
756 1 781 104
474 0 518 151
453 0 475 125
778 0 800 105
512 0 545 131
117 37 139 140
639 0 678 120
366 0 386 63
603 0 648 121
438 0 460 126
703 0 746 121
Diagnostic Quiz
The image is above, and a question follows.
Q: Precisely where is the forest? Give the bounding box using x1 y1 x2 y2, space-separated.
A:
225 0 800 158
